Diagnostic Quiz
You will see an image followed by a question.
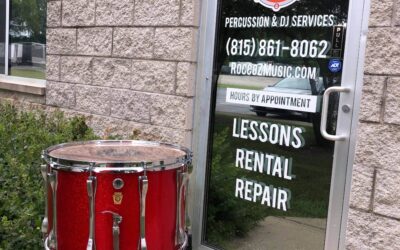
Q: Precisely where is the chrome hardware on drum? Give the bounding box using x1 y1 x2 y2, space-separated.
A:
41 140 192 250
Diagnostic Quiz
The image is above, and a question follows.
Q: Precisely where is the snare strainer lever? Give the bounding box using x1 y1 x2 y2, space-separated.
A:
102 211 122 250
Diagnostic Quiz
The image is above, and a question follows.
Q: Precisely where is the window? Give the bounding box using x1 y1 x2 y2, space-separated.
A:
0 0 46 81
0 0 6 74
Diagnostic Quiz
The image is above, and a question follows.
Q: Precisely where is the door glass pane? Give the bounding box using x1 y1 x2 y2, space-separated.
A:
0 0 6 74
9 0 46 79
203 0 349 249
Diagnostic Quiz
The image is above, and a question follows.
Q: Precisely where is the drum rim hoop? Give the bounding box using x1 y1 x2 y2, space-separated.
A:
42 140 192 172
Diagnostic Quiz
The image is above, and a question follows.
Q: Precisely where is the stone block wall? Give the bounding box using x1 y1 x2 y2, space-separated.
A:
45 0 200 146
1 0 397 247
346 0 400 248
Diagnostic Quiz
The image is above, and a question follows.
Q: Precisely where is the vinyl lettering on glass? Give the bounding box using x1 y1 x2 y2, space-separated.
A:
203 0 349 249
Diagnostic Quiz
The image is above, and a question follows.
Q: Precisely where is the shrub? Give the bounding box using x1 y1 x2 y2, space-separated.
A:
0 103 98 250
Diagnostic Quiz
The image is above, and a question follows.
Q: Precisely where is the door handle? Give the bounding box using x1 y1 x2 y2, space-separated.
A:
320 86 351 141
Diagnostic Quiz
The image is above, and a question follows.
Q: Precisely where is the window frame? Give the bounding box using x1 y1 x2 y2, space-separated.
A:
4 0 9 75
0 0 46 88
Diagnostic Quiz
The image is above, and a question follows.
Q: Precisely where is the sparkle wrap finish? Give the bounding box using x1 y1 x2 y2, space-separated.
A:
45 168 184 250
43 141 191 250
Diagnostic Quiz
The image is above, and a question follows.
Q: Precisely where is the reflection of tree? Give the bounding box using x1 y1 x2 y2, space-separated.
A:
10 0 46 43
221 0 348 23
0 0 6 73
213 0 349 144
207 0 350 246
205 128 265 248
215 0 349 78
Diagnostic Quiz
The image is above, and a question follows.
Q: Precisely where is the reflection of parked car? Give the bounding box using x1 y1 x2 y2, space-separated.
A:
250 77 325 117
220 65 231 74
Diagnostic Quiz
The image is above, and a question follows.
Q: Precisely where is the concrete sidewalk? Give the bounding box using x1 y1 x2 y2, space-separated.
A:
226 216 326 250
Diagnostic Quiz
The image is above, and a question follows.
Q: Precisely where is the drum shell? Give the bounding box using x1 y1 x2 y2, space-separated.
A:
44 166 186 250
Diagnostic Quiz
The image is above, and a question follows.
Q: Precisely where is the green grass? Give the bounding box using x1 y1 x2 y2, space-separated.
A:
10 68 45 80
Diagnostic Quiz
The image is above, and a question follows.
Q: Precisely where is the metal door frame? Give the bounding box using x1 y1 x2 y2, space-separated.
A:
191 0 371 249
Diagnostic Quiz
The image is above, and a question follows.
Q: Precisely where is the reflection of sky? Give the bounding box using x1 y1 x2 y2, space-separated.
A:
10 29 31 38
10 21 32 38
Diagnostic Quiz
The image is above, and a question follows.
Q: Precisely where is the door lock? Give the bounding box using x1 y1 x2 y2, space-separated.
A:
342 105 351 113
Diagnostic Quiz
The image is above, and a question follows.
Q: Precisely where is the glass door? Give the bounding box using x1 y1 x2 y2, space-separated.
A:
195 0 363 249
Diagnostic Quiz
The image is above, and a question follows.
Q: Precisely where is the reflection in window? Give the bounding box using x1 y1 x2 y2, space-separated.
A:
0 0 5 74
273 78 311 90
203 0 349 248
9 0 46 79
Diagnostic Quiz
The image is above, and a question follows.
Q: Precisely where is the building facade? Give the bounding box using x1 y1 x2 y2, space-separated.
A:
0 0 399 249
345 0 400 248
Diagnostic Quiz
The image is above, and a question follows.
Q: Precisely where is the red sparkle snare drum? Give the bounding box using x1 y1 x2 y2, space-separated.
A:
41 140 192 250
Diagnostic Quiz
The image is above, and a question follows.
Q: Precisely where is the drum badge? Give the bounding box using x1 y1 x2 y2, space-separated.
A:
113 192 123 205
254 0 298 12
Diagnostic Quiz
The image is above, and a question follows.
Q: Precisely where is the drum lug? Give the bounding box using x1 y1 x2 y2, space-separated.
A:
176 169 189 247
138 176 148 250
87 175 97 250
178 232 189 250
48 171 58 249
102 211 122 250
40 164 49 236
